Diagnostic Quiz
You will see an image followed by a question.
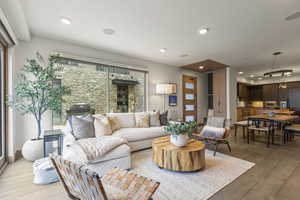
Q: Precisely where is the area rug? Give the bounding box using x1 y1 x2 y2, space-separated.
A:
131 149 255 200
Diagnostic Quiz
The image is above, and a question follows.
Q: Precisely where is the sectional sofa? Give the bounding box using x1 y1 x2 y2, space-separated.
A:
62 112 168 175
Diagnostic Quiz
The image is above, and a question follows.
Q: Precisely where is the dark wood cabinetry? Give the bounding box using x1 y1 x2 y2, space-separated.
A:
262 84 278 101
248 85 263 101
237 83 249 99
278 87 288 101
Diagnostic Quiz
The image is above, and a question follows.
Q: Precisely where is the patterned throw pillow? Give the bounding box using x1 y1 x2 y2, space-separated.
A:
159 111 168 125
149 111 161 127
135 113 150 128
107 116 121 132
94 116 113 137
68 115 95 139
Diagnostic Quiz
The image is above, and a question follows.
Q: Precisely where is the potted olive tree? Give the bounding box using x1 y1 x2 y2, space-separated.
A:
164 121 197 147
9 53 70 161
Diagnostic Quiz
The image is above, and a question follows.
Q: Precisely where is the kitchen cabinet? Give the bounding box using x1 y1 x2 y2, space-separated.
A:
278 87 288 101
238 83 249 99
248 85 263 101
263 84 278 101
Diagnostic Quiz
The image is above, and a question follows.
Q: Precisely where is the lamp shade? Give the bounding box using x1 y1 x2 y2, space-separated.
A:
156 83 176 95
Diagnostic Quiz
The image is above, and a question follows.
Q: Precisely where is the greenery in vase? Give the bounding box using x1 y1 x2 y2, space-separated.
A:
8 52 71 139
164 121 197 137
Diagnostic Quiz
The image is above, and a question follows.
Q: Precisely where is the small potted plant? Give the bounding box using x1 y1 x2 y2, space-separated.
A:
8 53 70 161
164 121 197 147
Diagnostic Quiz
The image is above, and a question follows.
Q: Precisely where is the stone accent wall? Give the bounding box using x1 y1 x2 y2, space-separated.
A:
53 62 145 125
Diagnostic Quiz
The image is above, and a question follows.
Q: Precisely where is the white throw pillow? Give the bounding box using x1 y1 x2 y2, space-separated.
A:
94 116 113 137
135 112 150 128
148 111 161 127
200 125 225 139
106 113 135 128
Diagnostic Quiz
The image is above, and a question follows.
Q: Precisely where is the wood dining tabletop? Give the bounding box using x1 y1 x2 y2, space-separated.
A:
247 114 299 122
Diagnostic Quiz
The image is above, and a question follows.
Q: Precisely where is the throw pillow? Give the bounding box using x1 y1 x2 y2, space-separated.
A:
159 111 168 125
135 112 150 128
94 116 113 137
68 115 95 139
149 111 161 127
200 125 225 139
107 116 121 132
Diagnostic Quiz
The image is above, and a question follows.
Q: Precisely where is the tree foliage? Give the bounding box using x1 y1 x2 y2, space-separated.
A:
9 52 71 138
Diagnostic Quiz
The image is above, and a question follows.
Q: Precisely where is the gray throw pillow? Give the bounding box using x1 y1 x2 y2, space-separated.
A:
68 115 95 139
159 111 168 125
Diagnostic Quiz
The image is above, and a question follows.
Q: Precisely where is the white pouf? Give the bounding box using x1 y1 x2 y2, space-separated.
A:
33 157 59 185
22 139 44 161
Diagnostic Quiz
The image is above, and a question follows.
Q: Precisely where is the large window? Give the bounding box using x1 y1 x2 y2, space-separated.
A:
53 58 147 126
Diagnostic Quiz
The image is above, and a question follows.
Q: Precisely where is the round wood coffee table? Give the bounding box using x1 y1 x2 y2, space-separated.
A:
152 136 206 172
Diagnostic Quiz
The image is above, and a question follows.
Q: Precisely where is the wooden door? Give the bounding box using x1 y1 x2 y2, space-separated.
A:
182 75 197 122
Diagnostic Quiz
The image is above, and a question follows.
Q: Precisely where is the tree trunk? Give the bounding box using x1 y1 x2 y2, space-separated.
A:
36 118 42 139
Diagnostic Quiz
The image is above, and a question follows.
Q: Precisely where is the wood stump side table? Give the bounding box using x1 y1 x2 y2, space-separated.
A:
152 136 206 172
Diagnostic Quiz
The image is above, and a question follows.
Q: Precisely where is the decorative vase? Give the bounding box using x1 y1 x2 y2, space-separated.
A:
22 138 44 162
170 134 189 147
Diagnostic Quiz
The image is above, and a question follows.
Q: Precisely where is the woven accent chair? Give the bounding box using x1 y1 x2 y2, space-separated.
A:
50 156 160 200
193 117 231 156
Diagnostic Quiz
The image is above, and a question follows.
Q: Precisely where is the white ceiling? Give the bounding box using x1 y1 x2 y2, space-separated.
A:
6 0 300 71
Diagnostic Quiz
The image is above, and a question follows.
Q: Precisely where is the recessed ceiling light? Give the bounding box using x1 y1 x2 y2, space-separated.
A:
258 77 262 80
199 66 204 69
160 48 167 53
180 54 188 58
60 17 72 25
103 28 115 35
250 75 254 78
238 71 244 75
199 28 209 35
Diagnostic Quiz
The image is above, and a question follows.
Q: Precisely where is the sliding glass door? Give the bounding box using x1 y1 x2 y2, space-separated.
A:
0 43 5 167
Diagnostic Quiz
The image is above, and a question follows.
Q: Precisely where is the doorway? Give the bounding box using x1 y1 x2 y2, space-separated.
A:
182 75 197 122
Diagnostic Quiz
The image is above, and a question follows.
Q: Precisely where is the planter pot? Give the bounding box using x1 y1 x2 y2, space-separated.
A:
22 139 44 162
170 134 189 147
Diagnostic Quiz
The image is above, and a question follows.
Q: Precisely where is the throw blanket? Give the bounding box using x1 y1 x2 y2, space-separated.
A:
200 125 225 139
65 136 128 164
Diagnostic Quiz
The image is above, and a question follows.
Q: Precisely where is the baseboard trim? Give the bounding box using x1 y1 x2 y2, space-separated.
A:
8 150 22 163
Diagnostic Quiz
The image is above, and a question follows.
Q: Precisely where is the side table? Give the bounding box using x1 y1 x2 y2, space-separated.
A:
43 129 63 157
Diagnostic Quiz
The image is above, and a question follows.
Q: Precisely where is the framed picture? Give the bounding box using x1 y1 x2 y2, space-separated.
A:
169 95 177 106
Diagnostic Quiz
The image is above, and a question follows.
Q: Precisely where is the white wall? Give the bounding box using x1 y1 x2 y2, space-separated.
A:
14 36 208 151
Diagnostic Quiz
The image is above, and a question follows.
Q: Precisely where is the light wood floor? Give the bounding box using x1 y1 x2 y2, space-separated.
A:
1 129 300 200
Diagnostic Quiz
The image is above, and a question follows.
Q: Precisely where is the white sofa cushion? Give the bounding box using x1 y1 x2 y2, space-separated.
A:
107 113 135 128
112 127 165 142
94 116 113 137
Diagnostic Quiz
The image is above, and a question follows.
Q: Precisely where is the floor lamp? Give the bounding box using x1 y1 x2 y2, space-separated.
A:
156 83 176 112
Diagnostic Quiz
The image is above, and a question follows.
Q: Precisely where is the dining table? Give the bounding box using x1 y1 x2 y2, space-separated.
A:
246 114 299 144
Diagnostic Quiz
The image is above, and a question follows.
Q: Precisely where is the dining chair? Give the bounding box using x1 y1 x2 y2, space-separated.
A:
283 124 300 143
50 156 160 200
247 117 275 147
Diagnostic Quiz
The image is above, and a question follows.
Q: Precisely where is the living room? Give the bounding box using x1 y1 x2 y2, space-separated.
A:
1 1 300 200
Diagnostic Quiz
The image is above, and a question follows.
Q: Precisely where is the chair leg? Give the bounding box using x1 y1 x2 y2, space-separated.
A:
235 125 237 137
214 144 218 156
267 131 270 148
243 127 245 139
247 129 250 144
272 129 275 144
226 141 232 152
